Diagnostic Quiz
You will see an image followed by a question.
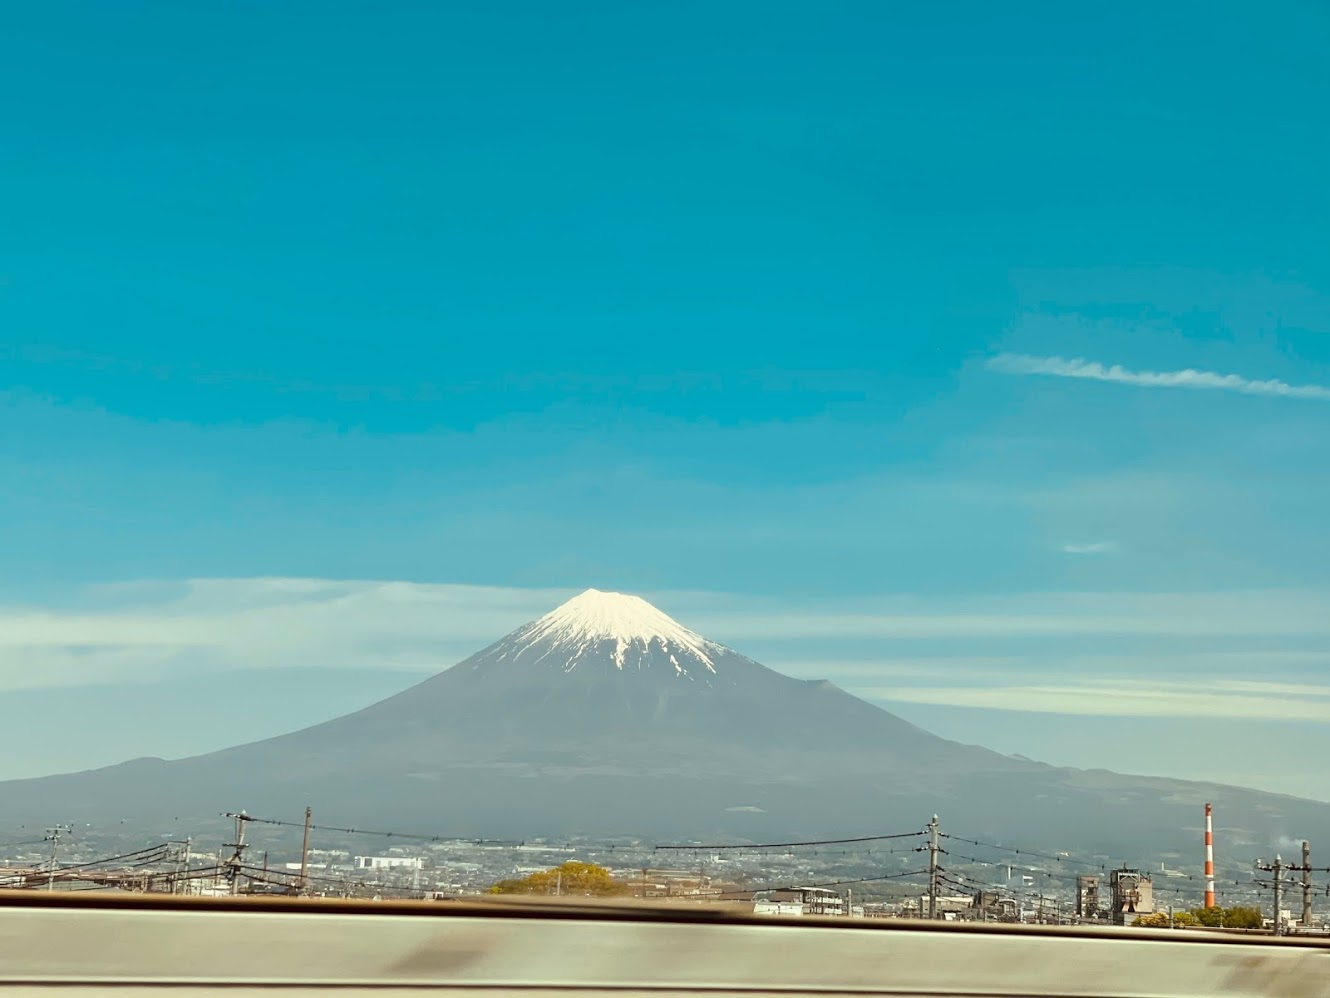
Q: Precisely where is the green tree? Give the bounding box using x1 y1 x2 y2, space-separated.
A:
1135 911 1197 928
1191 906 1224 927
487 861 628 897
1222 906 1263 929
1188 905 1264 930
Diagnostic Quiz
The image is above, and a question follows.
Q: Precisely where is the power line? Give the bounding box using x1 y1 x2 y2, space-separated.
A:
0 842 171 883
694 867 932 898
655 830 925 851
649 843 924 859
168 865 227 883
938 873 992 895
234 813 535 846
0 846 175 890
56 844 170 872
939 833 1113 870
935 870 1070 905
940 850 1209 892
941 849 1087 879
237 863 422 898
234 812 925 853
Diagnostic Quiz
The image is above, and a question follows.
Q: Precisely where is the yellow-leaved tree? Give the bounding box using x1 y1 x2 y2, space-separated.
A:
487 861 628 897
1134 910 1198 928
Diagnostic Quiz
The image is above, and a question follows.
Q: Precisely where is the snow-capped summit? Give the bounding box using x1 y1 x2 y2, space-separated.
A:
5 584 1318 861
504 588 720 674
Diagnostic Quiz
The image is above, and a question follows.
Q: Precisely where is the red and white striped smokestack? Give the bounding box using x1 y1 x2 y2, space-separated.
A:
1204 802 1216 908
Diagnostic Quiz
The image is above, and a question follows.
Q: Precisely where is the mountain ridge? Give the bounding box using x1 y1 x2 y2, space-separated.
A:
0 588 1325 856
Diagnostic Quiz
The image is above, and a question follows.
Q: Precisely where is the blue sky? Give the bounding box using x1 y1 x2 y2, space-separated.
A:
2 2 1328 799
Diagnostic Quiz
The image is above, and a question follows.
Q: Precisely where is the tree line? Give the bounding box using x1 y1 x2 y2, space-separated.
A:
487 861 629 897
1134 906 1263 929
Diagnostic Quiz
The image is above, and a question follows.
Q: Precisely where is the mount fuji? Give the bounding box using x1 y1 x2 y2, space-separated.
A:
3 589 1327 855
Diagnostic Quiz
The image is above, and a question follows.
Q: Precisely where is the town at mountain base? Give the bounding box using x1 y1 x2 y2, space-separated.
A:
2 589 1326 857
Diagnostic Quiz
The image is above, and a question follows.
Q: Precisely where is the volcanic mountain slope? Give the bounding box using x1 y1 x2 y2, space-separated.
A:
3 589 1328 855
261 588 1014 778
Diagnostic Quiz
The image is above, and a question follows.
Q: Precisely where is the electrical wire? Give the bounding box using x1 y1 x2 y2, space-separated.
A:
56 844 171 872
234 813 925 853
692 867 932 899
236 863 421 897
939 832 1119 870
231 814 529 846
654 831 925 851
0 843 172 886
941 850 1209 890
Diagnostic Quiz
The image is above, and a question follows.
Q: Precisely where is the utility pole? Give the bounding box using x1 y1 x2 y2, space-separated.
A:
169 841 180 895
1273 856 1282 935
44 826 70 892
167 838 191 895
298 807 312 896
926 815 940 921
1256 855 1287 935
181 837 191 895
1302 841 1313 929
1257 851 1314 935
223 811 251 896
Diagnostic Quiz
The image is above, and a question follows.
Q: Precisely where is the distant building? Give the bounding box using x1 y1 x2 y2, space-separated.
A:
973 891 1019 922
924 894 974 916
1076 875 1101 920
753 900 806 916
1109 868 1154 925
753 889 867 918
353 856 424 871
769 887 846 915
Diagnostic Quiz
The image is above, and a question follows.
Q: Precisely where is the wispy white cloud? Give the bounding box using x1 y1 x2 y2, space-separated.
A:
2 579 1330 694
775 651 1330 685
989 353 1330 401
0 579 571 691
864 679 1330 721
692 589 1330 640
1060 541 1118 555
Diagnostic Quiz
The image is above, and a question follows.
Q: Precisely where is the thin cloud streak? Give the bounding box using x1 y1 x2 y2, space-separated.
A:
2 578 1329 692
1061 541 1118 555
989 353 1330 401
865 679 1330 721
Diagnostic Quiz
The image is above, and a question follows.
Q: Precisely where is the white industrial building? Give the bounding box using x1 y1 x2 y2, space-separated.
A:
353 856 424 871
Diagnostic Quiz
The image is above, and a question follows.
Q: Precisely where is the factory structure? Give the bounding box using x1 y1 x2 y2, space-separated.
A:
1069 804 1204 926
1075 875 1101 920
1109 868 1155 925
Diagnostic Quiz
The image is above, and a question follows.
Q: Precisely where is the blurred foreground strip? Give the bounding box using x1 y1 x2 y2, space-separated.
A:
0 892 1326 996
